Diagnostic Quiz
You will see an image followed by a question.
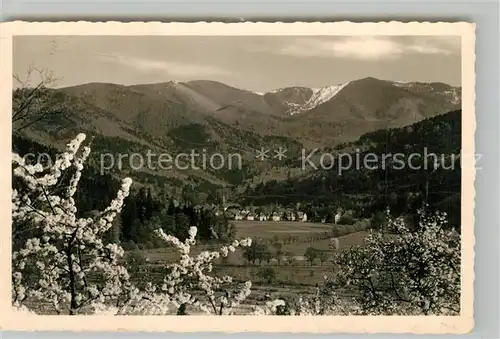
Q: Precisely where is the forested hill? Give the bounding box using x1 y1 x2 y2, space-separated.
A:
12 134 241 250
241 110 461 227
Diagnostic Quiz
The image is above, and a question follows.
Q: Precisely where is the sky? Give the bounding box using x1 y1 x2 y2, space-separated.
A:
13 35 461 92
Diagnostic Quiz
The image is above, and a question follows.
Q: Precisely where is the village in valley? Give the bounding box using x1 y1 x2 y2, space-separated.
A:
220 205 340 224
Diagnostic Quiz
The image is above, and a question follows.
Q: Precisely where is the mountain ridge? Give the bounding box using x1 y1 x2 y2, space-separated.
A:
14 76 462 195
58 76 461 119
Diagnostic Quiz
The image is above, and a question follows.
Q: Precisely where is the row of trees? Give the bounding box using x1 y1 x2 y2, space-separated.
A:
240 241 329 267
303 247 329 266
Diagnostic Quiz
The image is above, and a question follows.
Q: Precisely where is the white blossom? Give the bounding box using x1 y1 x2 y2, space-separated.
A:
330 208 460 315
150 226 253 315
12 133 134 315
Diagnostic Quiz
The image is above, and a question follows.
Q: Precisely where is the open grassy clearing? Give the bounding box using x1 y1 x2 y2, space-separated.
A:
140 222 368 264
135 221 371 302
233 220 334 239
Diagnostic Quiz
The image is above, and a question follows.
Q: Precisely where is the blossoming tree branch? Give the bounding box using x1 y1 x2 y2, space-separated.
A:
11 133 256 315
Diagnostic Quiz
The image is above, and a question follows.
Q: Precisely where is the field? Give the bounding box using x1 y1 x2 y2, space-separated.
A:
234 220 368 254
23 221 375 314
133 220 370 309
234 220 334 238
142 221 368 264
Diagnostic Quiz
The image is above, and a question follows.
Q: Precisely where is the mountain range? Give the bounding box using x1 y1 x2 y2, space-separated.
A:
13 76 461 196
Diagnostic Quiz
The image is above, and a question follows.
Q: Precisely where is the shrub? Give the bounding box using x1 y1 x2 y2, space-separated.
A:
125 251 147 267
257 267 276 284
144 241 155 249
304 247 318 266
122 240 138 251
370 211 387 230
355 218 371 230
339 213 355 225
344 225 356 234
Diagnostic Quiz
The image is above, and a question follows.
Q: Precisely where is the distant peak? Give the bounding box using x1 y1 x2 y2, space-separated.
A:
360 76 379 81
352 77 397 86
289 82 349 115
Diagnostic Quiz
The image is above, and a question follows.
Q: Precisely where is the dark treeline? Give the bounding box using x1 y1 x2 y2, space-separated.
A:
119 189 236 250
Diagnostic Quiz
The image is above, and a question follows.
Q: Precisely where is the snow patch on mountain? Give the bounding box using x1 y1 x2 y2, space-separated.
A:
287 82 350 115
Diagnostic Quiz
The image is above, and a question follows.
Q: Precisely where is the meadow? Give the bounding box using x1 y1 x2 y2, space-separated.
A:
132 220 370 308
142 221 369 263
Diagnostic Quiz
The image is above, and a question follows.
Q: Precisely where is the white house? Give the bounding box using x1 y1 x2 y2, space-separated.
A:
282 211 295 221
246 213 255 221
296 211 307 222
239 209 249 218
257 212 267 221
334 212 342 224
234 213 244 221
271 212 281 222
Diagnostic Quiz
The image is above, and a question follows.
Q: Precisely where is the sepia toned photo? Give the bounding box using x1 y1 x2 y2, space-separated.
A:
0 22 475 333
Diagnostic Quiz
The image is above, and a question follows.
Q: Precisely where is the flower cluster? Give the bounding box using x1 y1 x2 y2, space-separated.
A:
95 227 254 316
12 133 133 315
136 227 254 315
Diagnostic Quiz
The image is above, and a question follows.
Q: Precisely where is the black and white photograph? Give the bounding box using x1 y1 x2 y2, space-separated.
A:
1 22 476 333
